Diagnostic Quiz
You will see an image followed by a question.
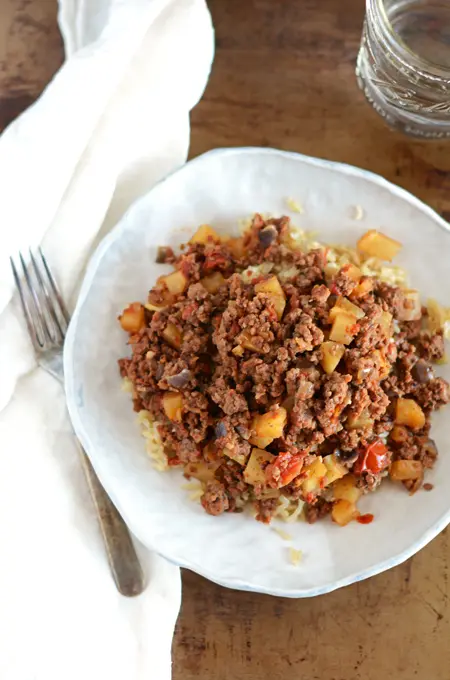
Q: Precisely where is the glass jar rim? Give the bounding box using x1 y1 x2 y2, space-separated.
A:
369 0 450 81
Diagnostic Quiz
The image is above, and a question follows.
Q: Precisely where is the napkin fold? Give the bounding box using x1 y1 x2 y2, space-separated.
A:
0 1 214 678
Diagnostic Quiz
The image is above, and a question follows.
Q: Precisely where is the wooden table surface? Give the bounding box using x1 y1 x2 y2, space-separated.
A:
2 1 450 678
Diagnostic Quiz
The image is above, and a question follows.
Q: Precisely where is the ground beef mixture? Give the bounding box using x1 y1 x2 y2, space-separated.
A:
118 215 449 526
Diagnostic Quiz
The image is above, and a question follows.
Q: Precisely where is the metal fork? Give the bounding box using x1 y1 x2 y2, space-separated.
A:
10 248 145 597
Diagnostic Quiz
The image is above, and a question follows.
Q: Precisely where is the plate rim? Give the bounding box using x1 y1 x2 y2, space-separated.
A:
64 146 450 597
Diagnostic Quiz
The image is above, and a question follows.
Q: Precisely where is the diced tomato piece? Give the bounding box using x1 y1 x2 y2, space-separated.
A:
203 248 230 272
266 451 304 488
354 440 389 475
167 456 182 467
357 513 374 524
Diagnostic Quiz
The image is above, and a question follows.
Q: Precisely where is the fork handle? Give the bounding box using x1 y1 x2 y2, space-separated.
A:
76 441 145 596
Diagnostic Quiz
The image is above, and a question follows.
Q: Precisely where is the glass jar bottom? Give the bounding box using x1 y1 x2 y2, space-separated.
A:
356 44 450 140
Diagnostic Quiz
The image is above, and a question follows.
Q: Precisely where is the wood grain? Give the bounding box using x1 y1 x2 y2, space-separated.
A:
1 0 450 678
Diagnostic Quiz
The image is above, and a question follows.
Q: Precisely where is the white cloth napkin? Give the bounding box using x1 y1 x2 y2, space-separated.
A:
0 1 214 678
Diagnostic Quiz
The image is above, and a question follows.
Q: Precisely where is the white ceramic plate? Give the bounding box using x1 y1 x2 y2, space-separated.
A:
64 147 450 597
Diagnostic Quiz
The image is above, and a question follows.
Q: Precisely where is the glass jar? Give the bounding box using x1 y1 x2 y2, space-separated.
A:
356 0 450 139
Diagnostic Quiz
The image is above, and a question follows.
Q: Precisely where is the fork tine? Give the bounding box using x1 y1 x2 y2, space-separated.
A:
38 248 70 325
19 252 53 345
29 249 65 343
10 256 41 352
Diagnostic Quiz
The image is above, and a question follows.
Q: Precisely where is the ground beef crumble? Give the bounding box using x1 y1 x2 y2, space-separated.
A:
118 214 450 525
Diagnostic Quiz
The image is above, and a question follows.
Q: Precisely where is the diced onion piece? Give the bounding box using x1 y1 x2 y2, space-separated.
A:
232 345 244 357
223 446 250 466
427 298 445 333
347 411 373 430
395 398 426 430
329 312 358 345
190 224 221 245
389 459 423 481
244 448 276 485
145 302 167 312
161 270 188 295
258 488 281 500
332 475 362 504
332 499 359 526
184 461 219 482
379 310 393 335
162 323 182 350
350 277 374 299
320 341 345 374
329 297 365 323
163 393 183 421
254 276 286 320
239 331 260 352
323 454 348 485
301 457 327 494
357 229 402 261
119 303 146 333
397 289 421 322
281 395 295 413
200 272 226 293
250 407 287 444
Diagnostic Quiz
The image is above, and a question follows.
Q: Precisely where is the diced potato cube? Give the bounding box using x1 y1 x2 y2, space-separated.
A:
350 277 374 300
332 499 359 526
254 275 285 298
395 398 426 430
328 297 365 323
248 435 274 449
119 303 146 333
301 457 327 494
427 298 445 333
244 448 276 485
163 393 183 421
320 341 345 374
161 270 188 295
329 312 359 345
389 459 423 481
184 461 218 483
251 407 287 442
268 295 286 320
227 237 246 258
162 323 182 349
200 272 226 293
190 224 221 245
254 276 286 320
332 475 362 504
347 411 373 430
323 454 348 485
357 229 402 261
343 263 362 283
390 425 409 443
